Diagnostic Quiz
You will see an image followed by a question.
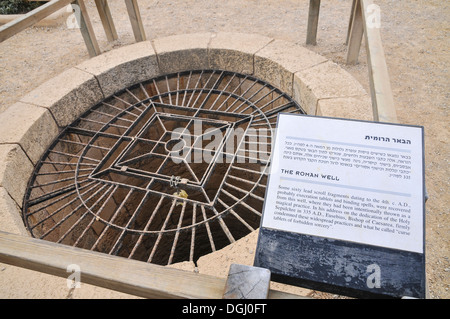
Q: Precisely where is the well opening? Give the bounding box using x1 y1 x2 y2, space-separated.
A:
22 69 306 266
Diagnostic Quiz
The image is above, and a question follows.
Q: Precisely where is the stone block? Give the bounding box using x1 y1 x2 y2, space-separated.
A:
255 39 327 96
317 96 373 121
209 32 273 75
293 61 367 115
0 144 34 207
20 68 104 128
0 102 59 165
153 33 212 74
76 41 159 97
0 187 27 235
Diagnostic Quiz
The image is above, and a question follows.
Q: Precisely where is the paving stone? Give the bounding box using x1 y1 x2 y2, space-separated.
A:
0 102 59 165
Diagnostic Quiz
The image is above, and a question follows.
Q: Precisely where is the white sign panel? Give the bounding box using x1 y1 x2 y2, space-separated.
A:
262 114 424 253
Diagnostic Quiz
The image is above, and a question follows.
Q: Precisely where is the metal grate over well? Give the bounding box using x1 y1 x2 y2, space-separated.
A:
22 70 305 265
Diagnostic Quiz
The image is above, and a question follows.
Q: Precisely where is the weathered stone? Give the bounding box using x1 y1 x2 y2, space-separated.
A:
255 39 327 96
0 102 59 165
0 144 33 207
0 187 27 235
209 32 273 75
76 41 159 97
317 96 373 121
153 33 212 74
20 68 104 127
293 61 367 115
166 261 197 273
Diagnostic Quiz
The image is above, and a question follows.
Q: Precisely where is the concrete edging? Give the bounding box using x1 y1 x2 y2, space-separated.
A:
0 30 371 233
0 5 72 27
0 32 371 298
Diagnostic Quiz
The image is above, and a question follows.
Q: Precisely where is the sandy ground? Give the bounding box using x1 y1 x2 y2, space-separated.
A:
0 0 448 298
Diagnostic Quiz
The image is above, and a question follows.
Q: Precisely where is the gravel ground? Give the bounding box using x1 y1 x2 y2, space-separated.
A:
0 0 448 298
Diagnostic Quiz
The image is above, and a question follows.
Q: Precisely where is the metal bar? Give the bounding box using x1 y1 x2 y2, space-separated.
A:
185 71 205 108
221 188 262 217
34 182 101 239
139 83 151 99
92 188 135 251
36 168 91 176
53 183 107 242
360 0 397 122
215 75 250 111
346 0 364 65
27 182 88 220
102 101 140 117
73 184 117 247
234 86 275 114
21 69 305 271
189 203 197 262
58 137 112 150
224 181 265 201
40 161 97 167
90 109 134 123
79 117 130 130
217 198 255 232
212 207 235 244
48 149 101 162
71 184 115 246
227 174 266 189
206 73 237 110
30 174 89 189
224 79 258 112
27 179 92 207
346 0 358 45
181 71 193 106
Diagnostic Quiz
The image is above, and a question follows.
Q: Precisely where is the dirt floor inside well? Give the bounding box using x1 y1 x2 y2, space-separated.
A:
0 0 448 299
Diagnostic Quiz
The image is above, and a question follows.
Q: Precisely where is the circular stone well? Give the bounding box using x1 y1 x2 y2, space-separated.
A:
0 33 372 269
22 70 304 265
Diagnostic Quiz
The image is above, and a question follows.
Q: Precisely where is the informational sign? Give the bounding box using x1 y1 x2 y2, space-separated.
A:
254 114 426 298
